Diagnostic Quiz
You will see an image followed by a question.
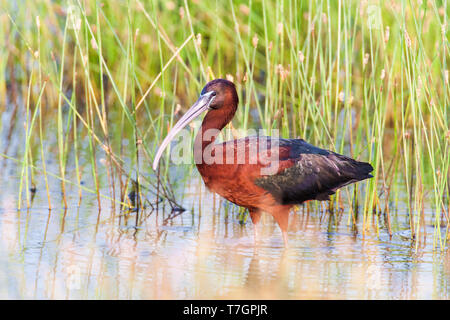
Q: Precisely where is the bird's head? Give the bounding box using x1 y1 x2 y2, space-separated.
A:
200 79 239 111
152 79 239 170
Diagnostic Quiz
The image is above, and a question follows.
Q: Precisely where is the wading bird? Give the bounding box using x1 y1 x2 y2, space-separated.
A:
153 79 373 247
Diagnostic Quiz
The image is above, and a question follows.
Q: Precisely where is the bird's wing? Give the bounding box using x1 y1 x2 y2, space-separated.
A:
254 139 373 205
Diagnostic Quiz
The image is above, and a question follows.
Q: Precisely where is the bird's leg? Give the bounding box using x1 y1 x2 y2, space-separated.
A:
253 224 259 243
282 231 289 248
248 208 262 244
270 206 291 248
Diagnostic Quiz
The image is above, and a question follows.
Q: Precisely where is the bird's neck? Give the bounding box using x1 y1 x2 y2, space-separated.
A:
194 108 234 163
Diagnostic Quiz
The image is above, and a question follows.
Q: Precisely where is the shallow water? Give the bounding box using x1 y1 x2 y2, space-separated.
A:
0 156 449 300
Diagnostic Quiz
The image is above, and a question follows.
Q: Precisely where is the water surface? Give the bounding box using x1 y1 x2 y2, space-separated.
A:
0 157 448 299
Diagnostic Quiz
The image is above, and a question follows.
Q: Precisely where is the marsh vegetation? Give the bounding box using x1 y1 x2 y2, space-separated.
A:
0 0 448 298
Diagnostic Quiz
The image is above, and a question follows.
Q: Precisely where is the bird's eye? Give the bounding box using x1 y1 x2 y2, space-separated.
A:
211 91 217 97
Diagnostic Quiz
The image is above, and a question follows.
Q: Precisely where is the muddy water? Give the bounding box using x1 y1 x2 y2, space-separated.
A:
0 155 448 300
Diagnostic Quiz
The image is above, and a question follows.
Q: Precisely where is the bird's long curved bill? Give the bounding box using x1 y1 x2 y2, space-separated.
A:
152 91 216 170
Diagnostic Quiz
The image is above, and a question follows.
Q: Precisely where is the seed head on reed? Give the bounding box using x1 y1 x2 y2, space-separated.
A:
252 34 258 48
276 65 289 81
416 76 423 99
404 30 412 48
274 107 284 120
166 1 175 10
179 7 185 19
298 51 304 63
277 23 283 35
348 95 354 105
239 4 250 15
91 37 98 50
82 54 88 66
359 0 368 17
157 88 165 98
390 0 400 12
363 53 369 67
174 104 182 116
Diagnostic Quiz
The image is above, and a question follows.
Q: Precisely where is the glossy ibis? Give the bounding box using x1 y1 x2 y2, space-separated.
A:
153 79 373 246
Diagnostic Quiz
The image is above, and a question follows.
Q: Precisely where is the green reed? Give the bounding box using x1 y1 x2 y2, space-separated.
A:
0 0 448 248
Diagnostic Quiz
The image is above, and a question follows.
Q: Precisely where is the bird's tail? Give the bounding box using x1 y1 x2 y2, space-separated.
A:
354 161 374 180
